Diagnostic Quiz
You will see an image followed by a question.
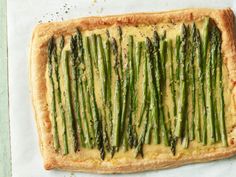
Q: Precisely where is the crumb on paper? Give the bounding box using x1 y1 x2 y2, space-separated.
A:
70 172 75 177
63 172 76 177
36 3 75 23
96 7 104 14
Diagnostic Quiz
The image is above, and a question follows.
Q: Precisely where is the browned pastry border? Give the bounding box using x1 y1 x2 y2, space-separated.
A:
29 8 236 173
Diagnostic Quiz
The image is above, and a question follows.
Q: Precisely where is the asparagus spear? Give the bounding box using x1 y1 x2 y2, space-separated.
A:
47 37 60 151
153 31 160 80
143 52 152 145
76 29 84 59
196 100 202 142
84 37 95 90
175 35 181 82
70 35 85 147
183 25 192 146
76 29 95 145
182 115 189 148
206 26 217 144
53 36 69 154
111 38 122 148
98 107 110 152
74 35 92 148
77 65 92 148
135 94 150 157
57 35 64 58
134 41 142 116
120 63 130 148
62 50 79 152
128 109 134 148
105 39 112 89
105 38 113 141
211 25 221 142
198 18 210 144
153 32 169 146
129 36 138 114
117 26 124 80
166 39 178 152
189 24 196 141
122 130 129 151
138 43 148 127
211 26 217 102
105 38 112 105
133 125 138 148
145 37 160 144
202 17 210 73
159 39 167 85
97 35 107 103
168 39 177 119
192 24 201 143
145 123 152 144
182 25 191 147
126 35 138 148
174 24 187 138
84 37 105 159
194 27 207 145
174 35 181 141
90 34 98 69
78 75 93 148
128 35 135 112
216 28 228 146
152 32 161 144
136 41 142 75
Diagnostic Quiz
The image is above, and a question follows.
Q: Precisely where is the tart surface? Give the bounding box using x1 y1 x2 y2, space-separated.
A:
29 8 236 173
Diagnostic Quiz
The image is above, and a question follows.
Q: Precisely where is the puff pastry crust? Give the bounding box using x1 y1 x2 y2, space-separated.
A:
29 8 236 173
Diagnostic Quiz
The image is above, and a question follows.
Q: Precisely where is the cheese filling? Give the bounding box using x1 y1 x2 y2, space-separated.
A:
45 17 234 160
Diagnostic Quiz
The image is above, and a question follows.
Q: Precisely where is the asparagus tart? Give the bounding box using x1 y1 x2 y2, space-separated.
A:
30 8 236 173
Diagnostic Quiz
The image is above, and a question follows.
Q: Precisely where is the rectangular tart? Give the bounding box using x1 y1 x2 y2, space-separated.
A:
29 8 236 173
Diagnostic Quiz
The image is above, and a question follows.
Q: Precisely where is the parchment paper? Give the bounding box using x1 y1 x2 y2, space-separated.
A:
7 0 236 176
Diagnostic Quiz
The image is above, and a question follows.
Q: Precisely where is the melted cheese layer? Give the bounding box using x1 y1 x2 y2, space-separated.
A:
46 19 234 160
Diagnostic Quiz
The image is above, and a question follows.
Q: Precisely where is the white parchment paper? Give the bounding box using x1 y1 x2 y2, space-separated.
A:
8 0 236 176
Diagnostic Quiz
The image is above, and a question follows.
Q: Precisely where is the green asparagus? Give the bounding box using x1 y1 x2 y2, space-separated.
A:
47 37 60 151
70 35 85 147
135 94 150 157
153 32 169 146
195 27 208 145
175 35 181 82
136 41 142 75
168 39 177 119
62 50 79 152
84 36 105 159
211 25 221 142
145 37 160 144
206 25 217 144
111 37 121 148
190 24 196 141
90 34 98 69
216 27 228 146
53 36 69 154
127 35 136 148
105 38 113 141
138 43 148 127
118 26 124 80
120 63 130 148
202 17 210 72
174 24 187 138
97 35 107 103
77 29 95 146
192 24 202 143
